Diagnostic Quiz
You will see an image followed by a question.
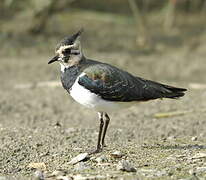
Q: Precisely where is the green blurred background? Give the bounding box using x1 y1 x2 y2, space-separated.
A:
0 0 206 84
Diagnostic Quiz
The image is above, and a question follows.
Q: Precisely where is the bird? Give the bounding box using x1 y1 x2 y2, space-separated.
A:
48 29 187 154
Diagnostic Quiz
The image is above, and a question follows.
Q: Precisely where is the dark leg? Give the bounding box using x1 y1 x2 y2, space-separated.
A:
89 112 104 154
101 113 110 147
96 112 104 150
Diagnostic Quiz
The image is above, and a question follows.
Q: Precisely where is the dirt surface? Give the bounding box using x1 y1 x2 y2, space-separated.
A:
0 11 206 179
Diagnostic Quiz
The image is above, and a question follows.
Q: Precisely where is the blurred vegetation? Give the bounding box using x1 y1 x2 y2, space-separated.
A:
0 0 206 51
1 0 206 18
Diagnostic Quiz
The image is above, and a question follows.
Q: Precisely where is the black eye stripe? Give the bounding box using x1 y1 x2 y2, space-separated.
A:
72 52 80 55
63 48 71 54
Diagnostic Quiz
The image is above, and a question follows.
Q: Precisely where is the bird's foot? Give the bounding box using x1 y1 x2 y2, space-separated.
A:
102 143 107 147
88 147 102 155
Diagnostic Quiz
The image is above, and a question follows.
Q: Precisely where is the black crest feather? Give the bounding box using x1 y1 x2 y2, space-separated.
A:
56 28 84 51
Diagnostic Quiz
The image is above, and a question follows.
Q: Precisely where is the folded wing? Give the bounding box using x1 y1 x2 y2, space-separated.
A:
78 64 187 102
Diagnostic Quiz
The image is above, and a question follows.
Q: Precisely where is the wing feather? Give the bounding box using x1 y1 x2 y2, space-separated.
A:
78 63 186 102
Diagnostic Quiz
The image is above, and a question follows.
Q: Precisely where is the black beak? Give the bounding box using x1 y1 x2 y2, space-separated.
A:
48 56 59 64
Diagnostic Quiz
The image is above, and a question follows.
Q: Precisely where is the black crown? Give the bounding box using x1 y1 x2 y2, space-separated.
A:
55 29 83 51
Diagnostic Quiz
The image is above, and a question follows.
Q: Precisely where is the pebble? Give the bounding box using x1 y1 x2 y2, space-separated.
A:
34 170 44 180
154 170 167 177
140 169 167 177
167 136 176 140
196 167 206 173
191 152 206 159
65 127 77 134
95 155 108 163
56 176 72 180
73 174 106 180
51 170 67 177
74 162 89 171
189 167 206 175
189 169 195 175
191 136 197 141
69 153 89 165
110 151 124 158
117 160 136 172
28 162 46 170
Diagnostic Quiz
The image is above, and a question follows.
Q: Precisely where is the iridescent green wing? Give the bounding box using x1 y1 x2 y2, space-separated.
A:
78 63 186 102
78 64 139 102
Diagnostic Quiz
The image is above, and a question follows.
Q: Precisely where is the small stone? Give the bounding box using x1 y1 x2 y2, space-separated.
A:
167 136 176 140
54 121 62 128
193 167 206 174
74 162 89 171
110 151 124 158
154 170 167 177
191 136 197 141
69 153 89 165
95 155 107 163
28 162 46 170
117 160 136 172
189 169 195 175
73 174 106 180
34 170 44 180
90 156 96 161
191 153 206 159
72 174 85 180
56 176 72 180
65 128 77 134
140 169 167 177
51 170 67 177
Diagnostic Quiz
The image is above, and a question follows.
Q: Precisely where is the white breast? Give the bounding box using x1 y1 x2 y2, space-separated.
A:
70 73 135 112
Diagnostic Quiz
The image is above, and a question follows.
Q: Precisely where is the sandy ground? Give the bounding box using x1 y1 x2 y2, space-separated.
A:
0 12 206 179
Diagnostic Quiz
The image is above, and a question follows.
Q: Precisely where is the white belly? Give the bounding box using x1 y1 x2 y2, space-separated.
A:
70 75 135 112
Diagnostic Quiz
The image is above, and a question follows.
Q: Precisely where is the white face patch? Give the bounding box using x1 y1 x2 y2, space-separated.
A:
59 62 69 73
56 44 74 56
56 39 80 55
56 40 82 72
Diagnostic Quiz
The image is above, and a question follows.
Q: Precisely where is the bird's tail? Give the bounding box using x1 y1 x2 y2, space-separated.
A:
160 84 187 99
144 79 187 100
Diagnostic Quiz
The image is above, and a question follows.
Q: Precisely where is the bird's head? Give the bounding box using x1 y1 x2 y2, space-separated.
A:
48 29 84 69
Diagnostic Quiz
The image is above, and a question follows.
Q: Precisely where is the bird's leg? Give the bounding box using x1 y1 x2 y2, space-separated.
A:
101 113 110 147
89 112 104 154
96 112 104 151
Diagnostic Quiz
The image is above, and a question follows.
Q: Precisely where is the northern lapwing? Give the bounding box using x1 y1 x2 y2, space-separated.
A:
48 29 187 154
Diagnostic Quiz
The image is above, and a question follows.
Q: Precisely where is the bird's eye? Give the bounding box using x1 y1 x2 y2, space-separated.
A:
73 52 80 55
